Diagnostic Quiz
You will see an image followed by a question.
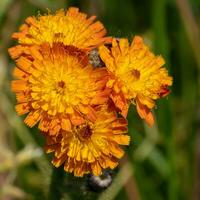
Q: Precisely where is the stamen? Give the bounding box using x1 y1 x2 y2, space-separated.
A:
57 80 66 88
132 69 140 80
81 124 92 139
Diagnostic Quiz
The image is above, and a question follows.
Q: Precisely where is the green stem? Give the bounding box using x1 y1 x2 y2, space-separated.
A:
48 167 65 200
152 0 178 199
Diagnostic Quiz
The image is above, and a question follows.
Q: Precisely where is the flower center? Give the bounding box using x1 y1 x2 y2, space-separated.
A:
76 124 93 141
132 69 140 80
56 80 66 94
57 80 66 88
29 46 97 116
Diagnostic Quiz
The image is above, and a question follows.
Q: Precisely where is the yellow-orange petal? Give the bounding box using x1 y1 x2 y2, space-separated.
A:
136 98 154 127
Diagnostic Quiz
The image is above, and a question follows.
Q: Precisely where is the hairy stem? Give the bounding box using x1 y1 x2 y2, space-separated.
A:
48 167 65 200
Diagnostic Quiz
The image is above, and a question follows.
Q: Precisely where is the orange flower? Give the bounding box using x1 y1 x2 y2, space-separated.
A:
11 42 109 135
99 36 173 126
45 105 130 177
9 7 110 59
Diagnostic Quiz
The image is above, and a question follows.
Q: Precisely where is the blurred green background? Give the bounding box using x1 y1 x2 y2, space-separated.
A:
0 0 200 199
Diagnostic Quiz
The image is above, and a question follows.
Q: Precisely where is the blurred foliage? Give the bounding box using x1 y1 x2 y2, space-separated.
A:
0 0 200 199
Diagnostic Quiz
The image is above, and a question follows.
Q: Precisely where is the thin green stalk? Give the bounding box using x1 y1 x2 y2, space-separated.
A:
48 167 65 200
176 1 200 199
152 0 178 199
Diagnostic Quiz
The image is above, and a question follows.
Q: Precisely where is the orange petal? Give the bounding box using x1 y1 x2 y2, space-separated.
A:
24 110 41 127
86 106 97 122
13 67 29 80
70 114 85 126
91 161 102 176
8 45 24 59
61 119 71 131
136 98 154 127
11 80 28 92
110 92 128 118
16 56 32 72
15 103 30 115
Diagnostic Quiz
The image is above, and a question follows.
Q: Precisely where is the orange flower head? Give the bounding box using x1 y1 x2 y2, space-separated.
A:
99 37 173 126
11 43 109 135
9 7 110 59
45 105 130 177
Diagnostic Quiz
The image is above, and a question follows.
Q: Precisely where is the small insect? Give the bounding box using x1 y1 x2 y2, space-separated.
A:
89 49 104 68
87 170 113 192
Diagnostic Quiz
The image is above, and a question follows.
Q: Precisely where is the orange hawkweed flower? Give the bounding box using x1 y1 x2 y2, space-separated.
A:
45 105 130 177
11 43 109 135
99 36 173 126
9 7 110 59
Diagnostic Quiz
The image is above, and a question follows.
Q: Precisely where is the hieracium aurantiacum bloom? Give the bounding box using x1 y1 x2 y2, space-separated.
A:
45 104 130 177
99 37 172 126
9 7 172 177
11 42 109 135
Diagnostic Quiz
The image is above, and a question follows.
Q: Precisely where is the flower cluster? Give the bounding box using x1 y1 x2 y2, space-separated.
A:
9 7 172 177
